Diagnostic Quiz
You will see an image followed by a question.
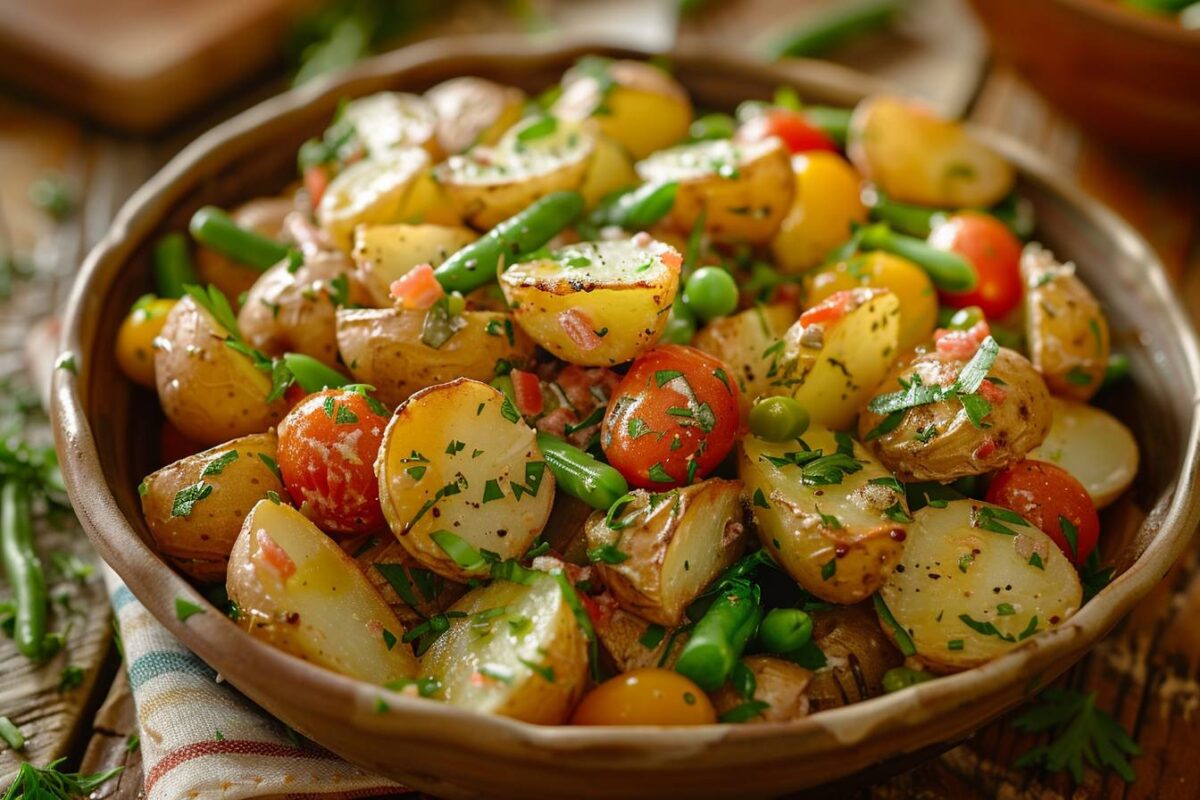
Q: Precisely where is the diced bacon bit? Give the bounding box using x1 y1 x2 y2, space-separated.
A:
510 369 544 416
978 377 1007 405
935 321 991 359
255 529 296 580
536 406 574 438
659 248 683 271
556 365 620 409
632 231 655 248
558 308 603 352
799 290 857 327
390 263 445 310
973 437 997 460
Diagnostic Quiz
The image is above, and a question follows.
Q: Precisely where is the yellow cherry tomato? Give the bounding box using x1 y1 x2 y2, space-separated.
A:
806 251 938 354
570 668 716 726
770 152 867 274
115 296 176 388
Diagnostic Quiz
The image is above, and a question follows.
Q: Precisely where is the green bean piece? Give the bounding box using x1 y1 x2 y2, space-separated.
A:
858 223 976 292
768 0 903 59
434 191 584 294
802 106 852 148
590 182 679 232
689 113 737 142
283 353 347 393
674 579 762 691
1 480 46 660
535 432 629 510
152 233 200 299
759 608 813 654
882 666 935 693
188 206 290 272
748 396 810 442
867 194 941 238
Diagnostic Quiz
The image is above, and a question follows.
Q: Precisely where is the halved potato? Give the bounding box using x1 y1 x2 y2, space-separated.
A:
583 479 746 627
351 223 478 307
594 606 689 673
1029 397 1139 508
635 137 793 243
317 148 430 250
771 287 901 430
770 152 867 273
434 116 595 230
693 304 796 417
420 574 589 724
500 238 681 366
709 655 812 723
1021 244 1111 401
341 91 440 158
552 58 692 160
153 296 287 445
848 95 1015 208
425 76 526 154
579 134 639 209
806 604 903 711
376 379 555 581
739 425 910 604
336 308 535 408
140 433 284 582
877 499 1082 673
349 535 467 630
227 499 419 684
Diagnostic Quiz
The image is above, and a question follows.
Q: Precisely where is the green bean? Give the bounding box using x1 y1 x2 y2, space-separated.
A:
152 233 200 299
188 206 290 271
803 106 852 148
689 113 737 142
0 715 24 750
768 0 903 59
589 182 678 231
283 353 347 392
1 480 46 660
687 549 776 620
867 194 941 238
758 608 813 654
434 191 584 294
882 666 934 693
674 578 762 691
858 223 976 292
535 432 629 510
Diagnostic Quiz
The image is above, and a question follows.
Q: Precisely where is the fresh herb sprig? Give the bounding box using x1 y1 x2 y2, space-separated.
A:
2 759 122 800
1012 688 1140 784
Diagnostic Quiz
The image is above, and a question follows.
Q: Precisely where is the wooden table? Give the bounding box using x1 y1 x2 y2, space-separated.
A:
1 2 1198 797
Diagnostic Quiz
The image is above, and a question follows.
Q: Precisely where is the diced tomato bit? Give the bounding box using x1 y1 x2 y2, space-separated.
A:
973 437 997 460
659 249 682 270
255 529 296 580
771 282 801 307
799 290 856 327
558 308 603 352
390 263 445 310
303 165 329 209
978 377 1007 405
578 590 616 628
510 369 544 416
935 321 992 359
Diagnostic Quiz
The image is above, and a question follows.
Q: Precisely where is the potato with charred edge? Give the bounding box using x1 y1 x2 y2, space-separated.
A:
154 295 287 446
1020 244 1110 402
140 433 284 582
693 305 796 417
1029 397 1138 509
739 425 910 604
352 223 477 307
336 308 535 408
420 574 589 725
227 499 419 684
594 606 689 673
710 655 812 723
425 76 525 155
197 197 295 305
858 346 1053 483
584 479 746 627
346 535 466 630
806 604 904 711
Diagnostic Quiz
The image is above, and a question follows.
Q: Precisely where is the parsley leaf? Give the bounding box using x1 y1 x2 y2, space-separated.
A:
1012 688 1140 783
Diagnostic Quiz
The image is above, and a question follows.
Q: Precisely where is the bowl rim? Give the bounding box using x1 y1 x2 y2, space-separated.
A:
52 33 1200 763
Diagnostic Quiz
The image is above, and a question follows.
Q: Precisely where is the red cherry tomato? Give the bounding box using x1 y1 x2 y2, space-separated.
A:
601 345 741 489
985 460 1100 566
736 109 838 154
277 388 391 535
928 213 1023 319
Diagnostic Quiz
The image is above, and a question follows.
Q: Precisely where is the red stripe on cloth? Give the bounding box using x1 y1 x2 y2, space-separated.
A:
284 788 411 799
144 739 340 794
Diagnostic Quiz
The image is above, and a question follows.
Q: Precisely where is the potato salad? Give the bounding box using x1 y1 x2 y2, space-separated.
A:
119 57 1138 726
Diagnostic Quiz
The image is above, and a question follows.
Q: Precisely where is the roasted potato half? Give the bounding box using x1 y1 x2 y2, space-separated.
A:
848 95 1015 208
877 499 1082 673
739 425 910 604
317 148 431 250
772 288 901 430
227 499 419 684
140 433 284 582
336 308 535 408
425 76 526 155
500 238 681 367
1021 244 1111 401
351 223 478 307
770 152 867 274
693 304 796 417
594 606 689 673
349 535 467 630
420 574 589 724
376 379 555 581
583 479 746 627
709 655 812 723
153 295 287 445
858 346 1053 482
1029 397 1139 509
635 137 794 244
341 91 440 158
806 604 904 711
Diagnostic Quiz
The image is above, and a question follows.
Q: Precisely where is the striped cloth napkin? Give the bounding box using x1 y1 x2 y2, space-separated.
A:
103 565 407 800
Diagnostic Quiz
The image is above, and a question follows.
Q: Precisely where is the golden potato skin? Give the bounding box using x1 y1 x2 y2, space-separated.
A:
347 535 466 630
858 347 1053 482
153 296 287 446
318 148 431 251
336 308 535 408
425 76 526 155
709 655 812 723
1021 244 1110 402
806 604 904 711
693 304 795 417
139 432 284 582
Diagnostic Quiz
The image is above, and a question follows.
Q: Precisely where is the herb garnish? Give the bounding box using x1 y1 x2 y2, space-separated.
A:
1012 688 1140 783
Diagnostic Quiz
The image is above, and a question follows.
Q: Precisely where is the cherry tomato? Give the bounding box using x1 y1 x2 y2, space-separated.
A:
928 213 1023 319
277 388 391 535
735 109 838 154
601 345 741 489
985 460 1100 565
115 296 175 388
570 668 716 726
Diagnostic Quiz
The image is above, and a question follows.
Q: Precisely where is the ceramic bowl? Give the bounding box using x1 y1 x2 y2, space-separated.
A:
53 35 1200 799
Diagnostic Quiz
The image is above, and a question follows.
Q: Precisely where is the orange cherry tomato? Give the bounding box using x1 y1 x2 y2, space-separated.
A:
985 460 1100 565
601 345 741 489
928 212 1023 319
277 388 391 535
570 668 716 726
736 109 838 154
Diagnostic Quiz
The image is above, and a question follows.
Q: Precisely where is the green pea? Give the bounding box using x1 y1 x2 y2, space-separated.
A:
882 666 935 693
758 608 813 654
749 397 809 442
683 266 738 322
688 113 736 142
660 300 697 345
